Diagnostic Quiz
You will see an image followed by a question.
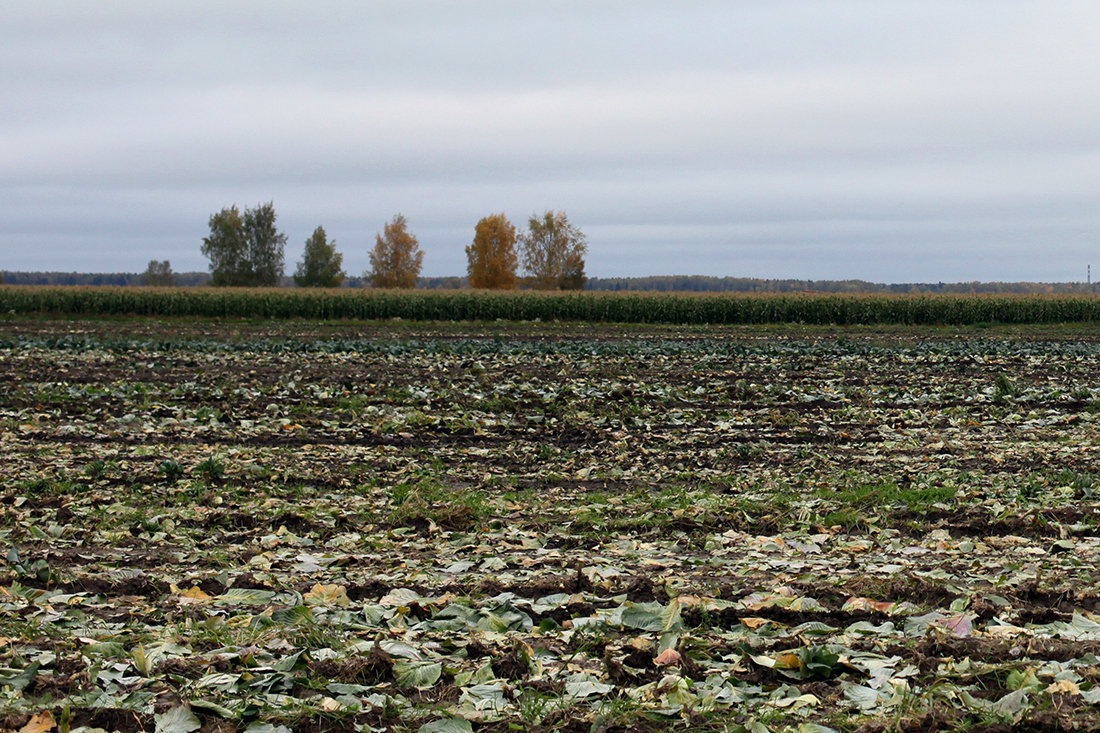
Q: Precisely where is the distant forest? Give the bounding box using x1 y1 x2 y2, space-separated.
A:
2 271 1098 294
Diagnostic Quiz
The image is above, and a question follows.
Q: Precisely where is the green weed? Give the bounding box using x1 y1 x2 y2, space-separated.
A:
195 456 226 483
158 458 185 482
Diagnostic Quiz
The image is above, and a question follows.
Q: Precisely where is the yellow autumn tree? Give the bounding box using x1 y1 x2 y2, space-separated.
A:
466 213 518 289
365 214 423 289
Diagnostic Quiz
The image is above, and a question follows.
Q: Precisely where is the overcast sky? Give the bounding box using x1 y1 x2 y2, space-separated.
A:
3 1 1100 282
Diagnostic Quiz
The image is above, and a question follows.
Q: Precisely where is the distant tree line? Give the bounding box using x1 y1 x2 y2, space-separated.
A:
0 271 212 286
6 270 1098 295
585 276 1100 295
586 276 884 292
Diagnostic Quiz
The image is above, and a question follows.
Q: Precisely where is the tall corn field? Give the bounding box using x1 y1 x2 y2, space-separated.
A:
3 285 1100 325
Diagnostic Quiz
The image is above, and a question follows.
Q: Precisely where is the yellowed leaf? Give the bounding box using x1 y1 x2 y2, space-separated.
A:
1047 679 1081 695
304 583 351 607
774 652 802 670
844 597 895 613
19 711 56 733
984 624 1028 638
654 648 681 666
740 617 772 629
173 586 212 604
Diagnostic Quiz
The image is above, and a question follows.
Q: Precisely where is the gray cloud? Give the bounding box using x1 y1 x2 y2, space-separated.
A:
3 1 1100 282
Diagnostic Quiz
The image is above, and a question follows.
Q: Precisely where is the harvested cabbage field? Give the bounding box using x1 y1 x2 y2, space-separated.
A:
2 317 1100 732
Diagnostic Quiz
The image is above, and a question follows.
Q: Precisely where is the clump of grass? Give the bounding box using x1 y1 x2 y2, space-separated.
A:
387 478 487 531
822 477 955 513
814 476 956 530
993 372 1020 401
18 477 74 498
818 509 866 532
84 459 108 479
